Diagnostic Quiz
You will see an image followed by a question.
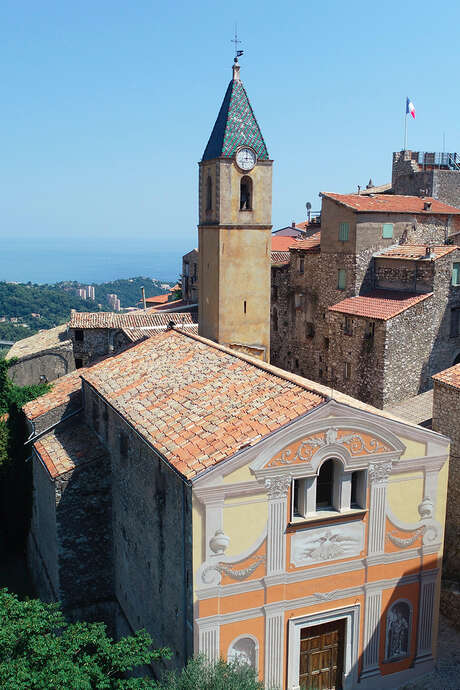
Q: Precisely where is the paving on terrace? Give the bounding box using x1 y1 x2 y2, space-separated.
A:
7 323 70 359
329 290 432 320
321 192 460 214
35 419 108 479
375 245 458 261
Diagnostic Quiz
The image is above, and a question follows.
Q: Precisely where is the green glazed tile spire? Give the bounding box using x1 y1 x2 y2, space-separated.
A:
202 60 269 161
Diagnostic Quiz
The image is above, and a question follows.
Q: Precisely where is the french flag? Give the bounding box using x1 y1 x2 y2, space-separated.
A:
406 98 416 119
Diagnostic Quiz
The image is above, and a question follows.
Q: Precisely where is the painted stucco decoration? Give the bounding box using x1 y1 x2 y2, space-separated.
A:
386 496 442 548
387 527 425 548
368 461 393 484
227 636 257 669
209 529 230 555
385 601 411 661
264 474 292 498
267 428 392 468
202 554 266 584
291 521 365 567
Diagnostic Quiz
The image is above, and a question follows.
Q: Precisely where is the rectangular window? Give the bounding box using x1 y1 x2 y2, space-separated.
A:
299 258 305 274
306 322 315 338
337 269 346 290
339 222 349 242
451 308 460 337
365 321 375 338
74 329 84 342
324 337 329 350
452 262 460 286
382 223 394 239
344 317 353 335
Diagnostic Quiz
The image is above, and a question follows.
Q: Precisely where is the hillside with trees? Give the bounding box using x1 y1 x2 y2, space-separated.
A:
0 278 171 342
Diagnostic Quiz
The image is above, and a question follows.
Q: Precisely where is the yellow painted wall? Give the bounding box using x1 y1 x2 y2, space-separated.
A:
223 497 268 558
222 463 254 484
399 437 426 460
435 457 449 527
192 495 205 581
387 472 424 524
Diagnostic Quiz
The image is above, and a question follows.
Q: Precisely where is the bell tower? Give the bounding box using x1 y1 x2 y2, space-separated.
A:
198 58 272 362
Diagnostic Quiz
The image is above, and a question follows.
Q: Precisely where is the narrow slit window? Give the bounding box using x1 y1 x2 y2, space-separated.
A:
240 176 252 210
244 300 247 314
206 176 212 211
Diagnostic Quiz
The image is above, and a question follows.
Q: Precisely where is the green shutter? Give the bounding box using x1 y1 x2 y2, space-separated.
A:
338 269 346 290
382 223 394 239
453 263 460 286
339 222 349 241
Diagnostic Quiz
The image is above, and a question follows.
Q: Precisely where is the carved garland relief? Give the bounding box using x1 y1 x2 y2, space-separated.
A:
267 428 391 468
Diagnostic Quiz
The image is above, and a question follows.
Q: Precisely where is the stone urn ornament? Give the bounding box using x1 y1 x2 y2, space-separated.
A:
209 529 230 555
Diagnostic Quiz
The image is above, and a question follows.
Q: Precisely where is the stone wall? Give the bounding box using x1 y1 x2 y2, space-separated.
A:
84 384 193 674
8 343 75 387
71 328 130 367
374 257 434 293
28 455 59 601
432 379 460 581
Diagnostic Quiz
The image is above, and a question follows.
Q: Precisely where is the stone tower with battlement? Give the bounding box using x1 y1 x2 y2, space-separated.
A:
198 59 272 362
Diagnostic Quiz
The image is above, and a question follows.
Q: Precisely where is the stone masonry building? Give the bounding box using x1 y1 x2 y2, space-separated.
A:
271 193 460 408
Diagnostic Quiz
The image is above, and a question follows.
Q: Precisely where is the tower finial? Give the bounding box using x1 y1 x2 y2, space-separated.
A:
231 24 243 80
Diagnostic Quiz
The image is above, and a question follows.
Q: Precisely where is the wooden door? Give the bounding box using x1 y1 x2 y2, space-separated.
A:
299 619 345 690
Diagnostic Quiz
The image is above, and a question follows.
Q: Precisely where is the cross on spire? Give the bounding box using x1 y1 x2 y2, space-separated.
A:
231 25 243 61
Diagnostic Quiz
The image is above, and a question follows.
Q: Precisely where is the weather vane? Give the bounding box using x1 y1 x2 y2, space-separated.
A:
231 25 244 61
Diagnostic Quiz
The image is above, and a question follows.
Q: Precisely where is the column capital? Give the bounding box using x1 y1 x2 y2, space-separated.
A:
368 461 392 484
265 474 292 499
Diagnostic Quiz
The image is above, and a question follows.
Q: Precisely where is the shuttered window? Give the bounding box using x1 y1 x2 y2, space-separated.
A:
382 223 394 239
337 269 346 290
452 262 460 286
339 222 349 241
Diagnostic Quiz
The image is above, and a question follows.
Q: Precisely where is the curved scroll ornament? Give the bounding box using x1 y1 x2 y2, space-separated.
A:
368 462 392 484
387 527 426 548
202 555 266 585
386 497 441 549
267 428 391 468
264 475 292 499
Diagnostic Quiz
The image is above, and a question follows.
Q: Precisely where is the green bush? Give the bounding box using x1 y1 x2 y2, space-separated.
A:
153 655 267 690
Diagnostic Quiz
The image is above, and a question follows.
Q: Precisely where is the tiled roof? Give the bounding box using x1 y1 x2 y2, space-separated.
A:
69 311 197 329
202 70 269 161
433 363 460 390
329 290 432 321
34 420 108 479
271 236 299 251
322 193 460 215
122 322 199 342
271 251 290 265
145 294 171 305
272 226 305 237
375 245 458 261
82 330 325 480
8 324 69 359
289 232 321 252
23 365 94 421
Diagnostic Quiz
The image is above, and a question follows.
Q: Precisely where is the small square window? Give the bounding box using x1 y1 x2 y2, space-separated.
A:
452 262 460 286
382 223 394 239
339 222 349 242
337 269 346 290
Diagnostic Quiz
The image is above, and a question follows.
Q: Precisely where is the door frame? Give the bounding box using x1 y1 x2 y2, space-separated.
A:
287 604 360 690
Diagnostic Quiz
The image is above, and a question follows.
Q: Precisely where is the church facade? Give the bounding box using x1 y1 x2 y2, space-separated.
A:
25 60 450 690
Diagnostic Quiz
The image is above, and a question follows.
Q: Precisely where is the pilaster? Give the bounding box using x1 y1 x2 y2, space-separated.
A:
415 569 437 662
264 603 285 689
264 475 291 575
367 462 392 555
361 587 382 679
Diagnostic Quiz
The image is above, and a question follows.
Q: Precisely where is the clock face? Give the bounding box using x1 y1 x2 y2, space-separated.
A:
236 147 257 171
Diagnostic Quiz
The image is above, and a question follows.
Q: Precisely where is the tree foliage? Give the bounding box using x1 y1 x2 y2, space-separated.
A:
152 656 266 690
0 589 170 689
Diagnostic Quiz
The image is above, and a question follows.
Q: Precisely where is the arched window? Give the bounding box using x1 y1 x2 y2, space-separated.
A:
240 176 252 210
206 176 212 211
316 459 334 509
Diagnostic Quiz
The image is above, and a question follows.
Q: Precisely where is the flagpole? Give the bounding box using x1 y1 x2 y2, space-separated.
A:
404 104 408 151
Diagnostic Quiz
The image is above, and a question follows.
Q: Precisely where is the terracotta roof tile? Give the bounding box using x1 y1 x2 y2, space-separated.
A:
329 290 432 320
34 420 108 479
69 311 197 329
23 368 85 420
433 363 460 389
289 232 321 252
271 236 299 251
375 245 458 261
322 193 460 215
271 251 290 265
145 293 171 305
81 330 325 480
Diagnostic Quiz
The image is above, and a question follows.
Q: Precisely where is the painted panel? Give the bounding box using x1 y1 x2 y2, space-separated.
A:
223 498 268 557
387 473 423 524
222 463 254 484
291 521 365 567
398 437 426 460
435 458 448 527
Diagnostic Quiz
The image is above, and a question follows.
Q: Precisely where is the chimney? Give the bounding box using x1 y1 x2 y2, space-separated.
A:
141 286 146 311
292 221 296 228
425 246 431 257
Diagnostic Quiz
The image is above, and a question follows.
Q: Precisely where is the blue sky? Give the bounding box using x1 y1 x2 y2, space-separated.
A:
1 1 459 281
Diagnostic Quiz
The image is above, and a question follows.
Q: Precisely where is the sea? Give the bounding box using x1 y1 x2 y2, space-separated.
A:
0 238 181 284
